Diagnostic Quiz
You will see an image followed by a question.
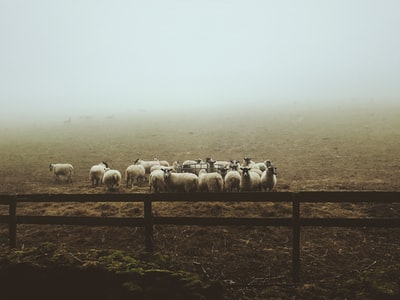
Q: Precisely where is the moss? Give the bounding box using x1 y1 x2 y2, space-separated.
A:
0 243 224 300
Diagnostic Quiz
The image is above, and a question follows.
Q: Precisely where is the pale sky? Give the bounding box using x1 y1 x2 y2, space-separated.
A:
1 0 400 121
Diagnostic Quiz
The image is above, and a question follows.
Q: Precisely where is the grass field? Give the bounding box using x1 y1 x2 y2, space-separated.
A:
1 102 400 298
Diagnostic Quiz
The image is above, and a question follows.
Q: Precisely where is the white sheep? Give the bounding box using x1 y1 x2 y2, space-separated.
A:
198 169 224 192
254 160 273 172
254 162 267 172
229 160 241 170
125 164 146 188
180 159 208 175
49 163 74 183
158 159 170 167
150 161 179 173
249 167 263 177
162 168 198 192
134 158 161 173
241 157 256 168
102 169 122 190
149 169 166 193
89 161 109 187
261 166 277 192
240 167 261 191
224 168 241 192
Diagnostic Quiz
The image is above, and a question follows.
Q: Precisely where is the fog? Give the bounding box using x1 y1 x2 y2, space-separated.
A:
1 0 400 126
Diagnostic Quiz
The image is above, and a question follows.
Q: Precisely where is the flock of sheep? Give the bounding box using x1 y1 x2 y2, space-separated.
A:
48 157 278 192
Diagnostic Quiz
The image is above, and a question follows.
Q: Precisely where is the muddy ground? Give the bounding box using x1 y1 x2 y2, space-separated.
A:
1 102 400 299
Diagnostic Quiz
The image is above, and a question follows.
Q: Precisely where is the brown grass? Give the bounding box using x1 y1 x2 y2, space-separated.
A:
1 104 400 298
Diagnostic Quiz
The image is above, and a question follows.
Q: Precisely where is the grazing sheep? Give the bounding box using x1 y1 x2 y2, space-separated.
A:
162 168 198 192
198 169 224 192
240 167 261 191
134 158 160 174
49 163 74 183
125 164 146 188
224 168 241 192
149 169 166 193
102 169 122 190
89 161 109 187
261 166 277 192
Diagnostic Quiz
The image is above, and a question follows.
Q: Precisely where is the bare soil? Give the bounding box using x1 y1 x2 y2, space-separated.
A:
1 103 400 299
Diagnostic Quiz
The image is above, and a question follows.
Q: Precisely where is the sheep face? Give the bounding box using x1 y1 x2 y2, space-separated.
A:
162 168 172 179
240 167 251 177
267 166 277 175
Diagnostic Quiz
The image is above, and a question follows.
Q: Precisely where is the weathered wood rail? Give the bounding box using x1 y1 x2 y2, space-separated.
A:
0 191 399 282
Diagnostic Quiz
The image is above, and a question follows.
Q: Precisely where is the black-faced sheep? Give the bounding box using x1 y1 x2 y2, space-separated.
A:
261 166 277 192
49 163 74 183
240 167 261 191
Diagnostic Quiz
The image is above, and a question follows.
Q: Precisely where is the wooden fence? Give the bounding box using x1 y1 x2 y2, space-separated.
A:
0 191 399 282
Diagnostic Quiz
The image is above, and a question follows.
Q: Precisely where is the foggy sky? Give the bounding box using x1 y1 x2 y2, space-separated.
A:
1 0 400 122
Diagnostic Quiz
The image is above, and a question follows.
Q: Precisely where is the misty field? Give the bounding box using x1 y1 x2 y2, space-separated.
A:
1 104 400 298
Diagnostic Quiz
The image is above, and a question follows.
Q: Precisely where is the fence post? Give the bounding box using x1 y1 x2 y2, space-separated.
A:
9 198 17 249
292 193 300 283
144 196 154 252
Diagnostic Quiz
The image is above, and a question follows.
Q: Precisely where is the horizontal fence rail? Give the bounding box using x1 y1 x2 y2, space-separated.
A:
0 191 399 283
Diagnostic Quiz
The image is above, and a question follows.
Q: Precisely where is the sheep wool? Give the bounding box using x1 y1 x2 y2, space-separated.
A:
49 163 74 183
102 169 122 190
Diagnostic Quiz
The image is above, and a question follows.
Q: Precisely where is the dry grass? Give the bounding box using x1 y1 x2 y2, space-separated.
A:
1 104 400 298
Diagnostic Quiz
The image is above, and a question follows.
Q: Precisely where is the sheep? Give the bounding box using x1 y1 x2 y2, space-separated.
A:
198 169 224 192
180 159 208 175
254 162 267 172
134 158 161 174
49 163 74 183
241 157 256 168
162 168 198 192
125 164 146 188
265 160 273 168
205 158 231 174
223 168 241 192
89 161 109 187
158 159 170 167
150 161 179 173
249 167 263 177
254 160 273 172
261 166 277 192
149 169 166 193
102 169 122 190
240 167 261 191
